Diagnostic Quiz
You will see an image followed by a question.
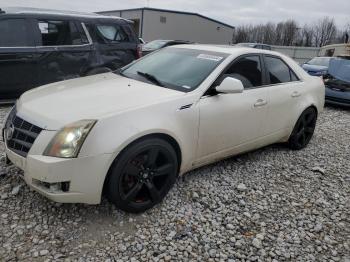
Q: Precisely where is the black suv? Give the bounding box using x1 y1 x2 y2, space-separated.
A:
0 7 141 101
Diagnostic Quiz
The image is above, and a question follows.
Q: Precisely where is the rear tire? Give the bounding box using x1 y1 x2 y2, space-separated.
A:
106 138 178 213
288 107 317 150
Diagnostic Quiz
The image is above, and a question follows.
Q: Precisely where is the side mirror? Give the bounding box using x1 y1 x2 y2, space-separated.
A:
216 77 244 94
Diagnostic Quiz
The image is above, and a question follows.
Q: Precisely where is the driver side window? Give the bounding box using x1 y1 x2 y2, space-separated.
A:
224 55 263 89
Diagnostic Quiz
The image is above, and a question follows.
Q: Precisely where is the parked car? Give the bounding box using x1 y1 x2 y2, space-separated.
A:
324 57 350 106
3 45 324 213
0 7 141 102
302 57 333 77
236 43 272 50
141 39 192 55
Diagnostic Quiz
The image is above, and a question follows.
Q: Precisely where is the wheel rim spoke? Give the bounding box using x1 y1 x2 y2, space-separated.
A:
300 132 306 145
145 180 161 202
296 129 304 138
124 162 140 177
305 113 314 125
155 163 173 177
305 127 314 134
124 182 143 202
146 148 159 167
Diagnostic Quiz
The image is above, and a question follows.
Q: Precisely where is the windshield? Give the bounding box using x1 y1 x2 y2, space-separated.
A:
143 40 169 49
329 58 350 83
120 48 229 92
307 57 332 67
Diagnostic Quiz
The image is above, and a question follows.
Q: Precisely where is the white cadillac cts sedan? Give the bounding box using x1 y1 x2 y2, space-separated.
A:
2 45 325 213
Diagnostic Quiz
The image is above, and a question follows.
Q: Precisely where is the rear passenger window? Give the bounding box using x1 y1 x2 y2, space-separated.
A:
265 56 299 84
0 19 33 47
96 24 129 43
224 56 262 88
37 20 87 46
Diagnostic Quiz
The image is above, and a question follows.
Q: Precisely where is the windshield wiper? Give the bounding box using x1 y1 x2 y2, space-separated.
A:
137 71 164 87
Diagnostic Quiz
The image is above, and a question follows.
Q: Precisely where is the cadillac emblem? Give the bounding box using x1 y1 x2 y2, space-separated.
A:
5 124 15 141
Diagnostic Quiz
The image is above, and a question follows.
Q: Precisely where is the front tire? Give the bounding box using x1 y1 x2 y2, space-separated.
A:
288 107 317 150
107 138 178 213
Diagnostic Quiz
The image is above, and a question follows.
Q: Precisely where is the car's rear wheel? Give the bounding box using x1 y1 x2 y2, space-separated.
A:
288 107 317 150
107 138 178 213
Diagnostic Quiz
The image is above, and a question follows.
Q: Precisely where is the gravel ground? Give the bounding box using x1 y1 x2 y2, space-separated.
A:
0 105 349 262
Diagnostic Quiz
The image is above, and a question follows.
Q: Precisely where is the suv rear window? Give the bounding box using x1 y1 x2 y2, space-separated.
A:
96 24 129 43
37 20 87 46
0 19 33 47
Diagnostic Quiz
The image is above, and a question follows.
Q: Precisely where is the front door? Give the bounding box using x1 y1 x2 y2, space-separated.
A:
0 18 37 99
196 55 269 164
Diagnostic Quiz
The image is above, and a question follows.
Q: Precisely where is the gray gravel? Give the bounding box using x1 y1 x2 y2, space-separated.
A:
1 106 350 261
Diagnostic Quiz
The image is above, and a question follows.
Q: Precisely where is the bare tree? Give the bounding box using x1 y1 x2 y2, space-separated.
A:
301 25 314 47
232 16 342 47
281 20 299 46
313 17 337 47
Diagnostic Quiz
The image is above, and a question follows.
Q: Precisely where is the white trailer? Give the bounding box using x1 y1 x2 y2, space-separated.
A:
272 44 350 64
319 43 350 57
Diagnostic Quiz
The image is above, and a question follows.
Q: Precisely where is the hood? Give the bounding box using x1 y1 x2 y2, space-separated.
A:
17 73 183 130
302 64 328 72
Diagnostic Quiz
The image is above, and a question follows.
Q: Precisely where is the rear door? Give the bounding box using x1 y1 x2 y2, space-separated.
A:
0 17 37 99
262 55 303 135
88 21 138 70
32 18 92 86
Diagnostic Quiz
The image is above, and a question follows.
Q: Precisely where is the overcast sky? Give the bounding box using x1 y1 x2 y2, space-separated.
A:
2 0 350 28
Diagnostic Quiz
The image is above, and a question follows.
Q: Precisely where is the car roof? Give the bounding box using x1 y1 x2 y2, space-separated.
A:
0 7 131 22
173 44 280 56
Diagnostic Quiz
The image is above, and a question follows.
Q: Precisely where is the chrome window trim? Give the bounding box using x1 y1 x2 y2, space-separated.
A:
200 80 305 100
0 46 36 49
35 43 92 49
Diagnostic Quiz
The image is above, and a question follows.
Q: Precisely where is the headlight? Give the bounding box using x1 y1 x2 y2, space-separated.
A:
44 120 97 158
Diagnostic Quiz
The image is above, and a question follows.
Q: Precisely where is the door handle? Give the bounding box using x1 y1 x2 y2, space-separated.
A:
291 91 301 98
254 99 267 107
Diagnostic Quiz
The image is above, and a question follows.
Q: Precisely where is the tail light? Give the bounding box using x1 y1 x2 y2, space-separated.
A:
136 44 142 59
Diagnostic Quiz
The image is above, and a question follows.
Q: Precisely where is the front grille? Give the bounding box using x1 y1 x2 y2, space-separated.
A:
4 108 43 157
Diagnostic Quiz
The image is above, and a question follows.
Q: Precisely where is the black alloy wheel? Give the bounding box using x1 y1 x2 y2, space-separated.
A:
107 138 178 213
289 107 317 150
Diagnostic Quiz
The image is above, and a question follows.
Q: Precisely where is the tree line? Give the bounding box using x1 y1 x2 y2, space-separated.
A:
233 17 350 47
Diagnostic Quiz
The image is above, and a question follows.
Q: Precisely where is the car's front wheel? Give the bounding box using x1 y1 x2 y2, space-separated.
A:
288 107 317 150
106 138 178 213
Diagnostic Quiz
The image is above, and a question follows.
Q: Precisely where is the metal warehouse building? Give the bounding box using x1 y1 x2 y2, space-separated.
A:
98 7 235 44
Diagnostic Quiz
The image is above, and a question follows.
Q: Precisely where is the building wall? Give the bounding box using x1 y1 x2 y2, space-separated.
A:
142 10 234 44
99 9 234 45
